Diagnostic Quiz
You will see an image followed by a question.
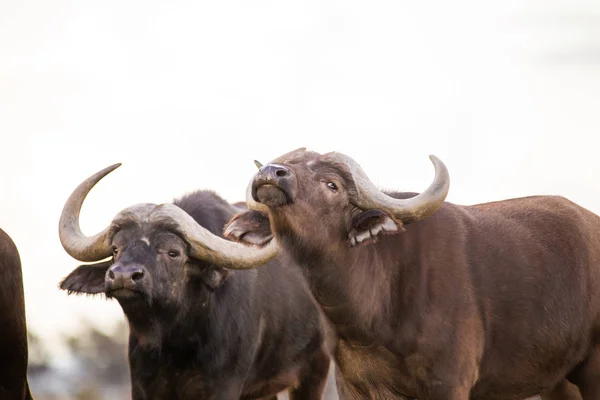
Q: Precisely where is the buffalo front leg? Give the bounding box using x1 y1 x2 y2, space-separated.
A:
540 379 581 400
213 379 242 400
427 386 471 400
213 385 243 400
567 344 600 400
288 348 331 400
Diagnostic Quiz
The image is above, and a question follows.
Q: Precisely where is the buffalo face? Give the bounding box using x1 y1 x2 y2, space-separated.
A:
60 223 233 349
243 148 449 250
105 228 186 305
60 223 229 312
246 150 358 251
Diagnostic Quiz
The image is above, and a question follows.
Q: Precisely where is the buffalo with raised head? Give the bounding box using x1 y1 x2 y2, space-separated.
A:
57 164 331 400
217 148 600 400
0 228 33 399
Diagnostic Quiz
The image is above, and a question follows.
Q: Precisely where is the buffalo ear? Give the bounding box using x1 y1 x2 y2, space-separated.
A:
59 260 112 295
199 266 231 290
349 209 405 247
224 210 273 247
188 263 232 290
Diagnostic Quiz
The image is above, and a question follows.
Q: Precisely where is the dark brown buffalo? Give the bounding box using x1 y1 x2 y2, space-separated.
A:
211 148 600 400
0 228 33 400
57 164 331 400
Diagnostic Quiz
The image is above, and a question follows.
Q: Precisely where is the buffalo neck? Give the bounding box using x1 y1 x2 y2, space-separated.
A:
124 274 256 359
121 285 217 351
277 220 434 349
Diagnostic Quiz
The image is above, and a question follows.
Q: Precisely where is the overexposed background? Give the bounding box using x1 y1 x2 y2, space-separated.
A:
1 0 599 396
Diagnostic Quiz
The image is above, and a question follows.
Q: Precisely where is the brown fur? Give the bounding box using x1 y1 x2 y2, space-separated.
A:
225 150 600 400
0 229 33 400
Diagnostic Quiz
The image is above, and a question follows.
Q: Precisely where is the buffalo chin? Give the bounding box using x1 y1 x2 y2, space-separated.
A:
256 185 290 208
106 288 145 301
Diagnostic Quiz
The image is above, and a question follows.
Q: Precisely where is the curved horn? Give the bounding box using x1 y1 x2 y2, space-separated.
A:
151 204 279 270
58 163 121 262
327 154 450 223
254 160 263 169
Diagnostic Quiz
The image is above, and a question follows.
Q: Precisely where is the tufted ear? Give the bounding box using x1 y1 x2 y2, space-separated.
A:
348 209 405 247
199 266 231 290
224 210 273 247
188 262 232 290
59 260 112 295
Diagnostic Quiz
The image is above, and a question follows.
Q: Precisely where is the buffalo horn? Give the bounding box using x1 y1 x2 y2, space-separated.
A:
325 153 450 223
151 203 279 269
58 163 120 262
59 163 279 269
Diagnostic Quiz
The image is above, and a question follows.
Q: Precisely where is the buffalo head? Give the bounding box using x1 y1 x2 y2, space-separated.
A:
232 148 450 250
58 164 285 341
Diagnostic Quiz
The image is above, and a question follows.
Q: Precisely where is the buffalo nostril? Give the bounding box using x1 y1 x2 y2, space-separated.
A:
108 270 116 280
131 270 145 282
275 169 288 177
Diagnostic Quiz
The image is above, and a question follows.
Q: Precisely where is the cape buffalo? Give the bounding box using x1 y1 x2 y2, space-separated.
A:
0 228 33 399
57 163 331 400
214 148 600 400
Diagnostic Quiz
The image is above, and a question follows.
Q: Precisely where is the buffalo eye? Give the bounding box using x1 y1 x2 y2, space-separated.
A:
326 182 338 192
168 250 180 259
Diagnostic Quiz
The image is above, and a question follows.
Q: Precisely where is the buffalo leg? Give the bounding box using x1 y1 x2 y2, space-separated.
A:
214 380 244 400
333 365 357 400
567 344 600 400
540 379 581 400
288 348 330 400
424 385 471 400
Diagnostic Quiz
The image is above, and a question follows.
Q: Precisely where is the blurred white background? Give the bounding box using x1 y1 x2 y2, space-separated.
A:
0 0 599 388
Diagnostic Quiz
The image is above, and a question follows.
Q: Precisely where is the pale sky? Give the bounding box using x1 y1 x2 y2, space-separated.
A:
1 0 599 359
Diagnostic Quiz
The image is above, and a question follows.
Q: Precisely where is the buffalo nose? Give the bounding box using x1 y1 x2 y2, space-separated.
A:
257 164 290 180
107 264 146 287
252 163 294 206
